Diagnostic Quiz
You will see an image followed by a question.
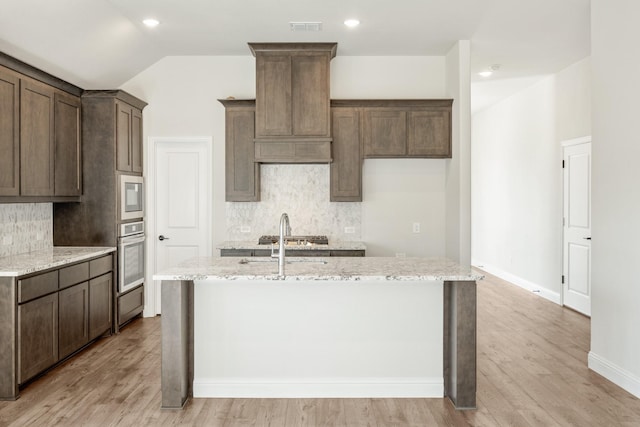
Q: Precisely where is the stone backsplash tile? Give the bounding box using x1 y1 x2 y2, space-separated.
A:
226 164 361 242
0 203 53 257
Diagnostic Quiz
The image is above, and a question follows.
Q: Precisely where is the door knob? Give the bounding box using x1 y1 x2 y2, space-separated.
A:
158 235 170 241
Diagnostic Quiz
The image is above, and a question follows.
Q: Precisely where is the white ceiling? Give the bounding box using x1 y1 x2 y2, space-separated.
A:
0 0 590 112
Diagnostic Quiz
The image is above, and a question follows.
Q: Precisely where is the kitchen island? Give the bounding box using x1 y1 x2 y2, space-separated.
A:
154 256 482 410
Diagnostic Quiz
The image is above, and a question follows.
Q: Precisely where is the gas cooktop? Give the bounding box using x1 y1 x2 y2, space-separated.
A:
258 235 329 245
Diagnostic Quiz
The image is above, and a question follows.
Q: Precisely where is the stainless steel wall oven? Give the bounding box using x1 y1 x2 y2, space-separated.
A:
118 221 145 294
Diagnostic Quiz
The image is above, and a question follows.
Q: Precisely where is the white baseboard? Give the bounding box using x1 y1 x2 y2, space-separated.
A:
471 259 561 305
193 377 443 398
588 352 640 399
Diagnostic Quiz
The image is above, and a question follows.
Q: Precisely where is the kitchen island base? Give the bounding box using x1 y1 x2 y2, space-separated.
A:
160 274 477 410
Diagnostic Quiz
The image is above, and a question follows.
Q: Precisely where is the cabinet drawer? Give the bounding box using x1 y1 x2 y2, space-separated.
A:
118 286 144 326
59 262 89 289
90 255 112 278
18 270 59 303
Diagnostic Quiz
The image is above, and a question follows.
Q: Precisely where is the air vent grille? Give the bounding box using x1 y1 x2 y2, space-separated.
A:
289 22 323 32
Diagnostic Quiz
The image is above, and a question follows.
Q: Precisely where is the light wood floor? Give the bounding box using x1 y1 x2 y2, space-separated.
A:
2 270 640 426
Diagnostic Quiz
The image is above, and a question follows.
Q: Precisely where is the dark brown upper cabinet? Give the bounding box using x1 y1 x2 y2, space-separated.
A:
116 100 143 174
54 92 82 196
330 107 362 202
219 99 260 202
0 55 83 202
20 79 55 197
331 100 453 159
249 43 336 163
0 66 20 196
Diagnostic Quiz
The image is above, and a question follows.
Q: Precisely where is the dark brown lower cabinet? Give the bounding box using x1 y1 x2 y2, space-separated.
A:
89 273 112 340
2 253 114 400
58 282 89 360
18 293 58 384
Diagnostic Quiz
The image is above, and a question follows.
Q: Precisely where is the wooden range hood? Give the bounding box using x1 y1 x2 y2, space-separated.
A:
249 42 337 163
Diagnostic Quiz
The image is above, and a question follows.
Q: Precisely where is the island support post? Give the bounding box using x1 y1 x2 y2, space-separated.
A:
443 280 477 409
161 280 194 409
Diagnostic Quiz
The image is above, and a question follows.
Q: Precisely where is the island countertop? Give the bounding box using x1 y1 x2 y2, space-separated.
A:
153 256 482 282
0 246 116 277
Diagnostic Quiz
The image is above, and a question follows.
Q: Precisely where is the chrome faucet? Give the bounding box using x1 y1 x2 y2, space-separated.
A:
271 213 291 277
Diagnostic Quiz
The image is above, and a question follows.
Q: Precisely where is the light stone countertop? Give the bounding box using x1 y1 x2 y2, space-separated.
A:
0 247 116 277
217 241 367 251
154 256 483 282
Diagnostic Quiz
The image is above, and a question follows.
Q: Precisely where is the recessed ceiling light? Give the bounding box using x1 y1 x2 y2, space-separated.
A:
478 64 500 78
143 18 160 28
344 19 360 28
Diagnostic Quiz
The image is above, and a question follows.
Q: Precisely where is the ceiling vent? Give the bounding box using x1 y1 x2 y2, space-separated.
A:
289 22 323 32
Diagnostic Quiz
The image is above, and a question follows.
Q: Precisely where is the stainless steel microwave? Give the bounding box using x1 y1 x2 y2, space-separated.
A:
120 175 144 221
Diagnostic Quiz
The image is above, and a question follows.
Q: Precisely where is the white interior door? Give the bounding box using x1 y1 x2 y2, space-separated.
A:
151 137 211 315
562 139 591 316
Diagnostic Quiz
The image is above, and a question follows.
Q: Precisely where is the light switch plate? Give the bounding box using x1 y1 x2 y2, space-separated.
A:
240 226 251 233
344 226 355 234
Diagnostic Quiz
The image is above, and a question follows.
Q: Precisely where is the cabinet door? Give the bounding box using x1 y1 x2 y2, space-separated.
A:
131 108 143 173
54 92 82 196
0 67 20 196
89 273 112 340
58 282 89 359
363 109 407 157
330 108 362 202
115 101 132 172
20 79 55 196
255 54 292 137
225 107 260 201
291 54 330 137
408 110 451 158
18 293 58 383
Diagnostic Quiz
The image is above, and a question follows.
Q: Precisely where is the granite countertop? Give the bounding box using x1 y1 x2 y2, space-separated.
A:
0 247 116 277
154 256 483 282
217 241 367 251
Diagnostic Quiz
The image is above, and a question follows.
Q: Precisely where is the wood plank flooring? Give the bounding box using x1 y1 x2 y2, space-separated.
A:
2 270 640 426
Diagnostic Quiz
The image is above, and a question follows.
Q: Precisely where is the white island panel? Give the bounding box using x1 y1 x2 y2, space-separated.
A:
193 279 443 398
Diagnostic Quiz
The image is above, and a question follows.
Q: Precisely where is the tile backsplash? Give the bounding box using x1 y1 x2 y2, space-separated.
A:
226 164 361 242
0 203 53 257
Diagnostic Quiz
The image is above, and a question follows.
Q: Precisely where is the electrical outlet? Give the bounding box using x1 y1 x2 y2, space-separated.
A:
36 232 43 241
2 235 12 245
412 222 421 233
240 225 251 233
395 252 406 258
344 226 355 234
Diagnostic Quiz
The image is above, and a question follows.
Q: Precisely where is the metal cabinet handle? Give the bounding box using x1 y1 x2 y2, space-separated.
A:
159 235 170 241
584 237 592 240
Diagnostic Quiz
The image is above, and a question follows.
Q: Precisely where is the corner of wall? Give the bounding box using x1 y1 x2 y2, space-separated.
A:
444 40 471 265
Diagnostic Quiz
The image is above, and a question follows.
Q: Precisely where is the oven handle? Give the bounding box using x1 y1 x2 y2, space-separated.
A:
120 234 146 245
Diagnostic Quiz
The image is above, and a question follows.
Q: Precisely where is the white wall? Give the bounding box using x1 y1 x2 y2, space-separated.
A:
589 0 640 398
121 55 455 258
471 58 591 302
